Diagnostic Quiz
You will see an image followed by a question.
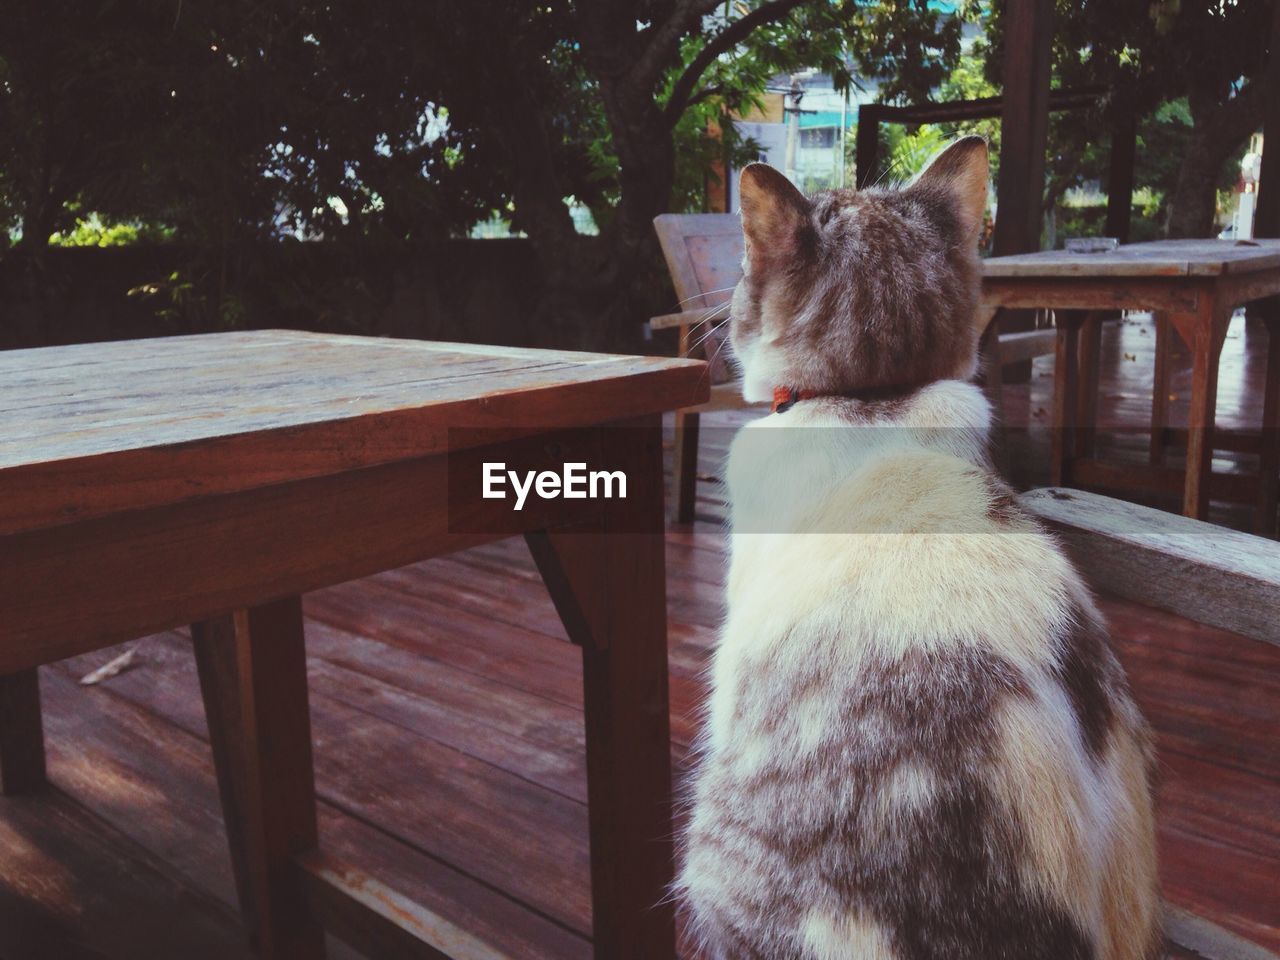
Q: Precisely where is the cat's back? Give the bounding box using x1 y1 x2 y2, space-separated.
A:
688 385 1161 960
724 381 1082 666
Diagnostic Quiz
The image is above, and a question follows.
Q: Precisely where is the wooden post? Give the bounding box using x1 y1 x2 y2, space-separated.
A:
194 597 326 960
1104 102 1137 244
1051 313 1082 487
526 417 676 959
854 104 881 189
1150 313 1174 466
993 0 1054 383
1256 315 1280 536
1074 312 1103 460
1182 300 1230 521
1252 0 1280 245
0 669 46 795
671 322 701 525
1245 2 1280 532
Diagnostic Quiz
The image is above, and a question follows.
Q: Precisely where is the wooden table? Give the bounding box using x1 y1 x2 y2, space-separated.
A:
982 239 1280 534
0 330 708 959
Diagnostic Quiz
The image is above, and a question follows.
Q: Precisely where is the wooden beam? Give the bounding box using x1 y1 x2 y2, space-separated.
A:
1069 458 1258 504
982 275 1203 313
1258 314 1280 536
1251 0 1280 243
1249 0 1280 332
854 104 882 189
992 0 1053 258
0 427 617 673
993 0 1054 381
648 307 722 331
998 328 1057 365
1104 101 1137 243
872 87 1103 126
1018 488 1280 645
298 852 480 960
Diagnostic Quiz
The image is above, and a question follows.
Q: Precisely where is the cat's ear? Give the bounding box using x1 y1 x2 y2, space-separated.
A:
738 163 810 263
910 136 989 238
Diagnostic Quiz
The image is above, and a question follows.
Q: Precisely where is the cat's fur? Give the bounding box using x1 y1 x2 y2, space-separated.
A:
678 137 1161 960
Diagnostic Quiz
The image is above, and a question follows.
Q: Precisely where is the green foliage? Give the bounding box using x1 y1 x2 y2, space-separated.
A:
49 214 175 248
1 0 967 248
976 0 1270 238
884 124 950 181
843 42 998 189
0 0 973 343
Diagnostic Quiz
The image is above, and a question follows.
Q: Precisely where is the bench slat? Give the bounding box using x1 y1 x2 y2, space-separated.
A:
1018 488 1280 645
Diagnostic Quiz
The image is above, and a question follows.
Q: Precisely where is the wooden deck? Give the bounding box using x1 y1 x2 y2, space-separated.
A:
2 314 1278 958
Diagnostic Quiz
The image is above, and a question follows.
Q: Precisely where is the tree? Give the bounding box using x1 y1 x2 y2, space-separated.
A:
417 1 962 346
0 0 965 347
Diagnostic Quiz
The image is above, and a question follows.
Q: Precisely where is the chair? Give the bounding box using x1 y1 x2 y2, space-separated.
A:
1019 486 1280 960
650 214 754 524
652 213 1058 523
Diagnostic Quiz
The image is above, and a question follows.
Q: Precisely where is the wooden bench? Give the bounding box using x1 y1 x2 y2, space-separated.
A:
1018 487 1280 960
653 213 1056 524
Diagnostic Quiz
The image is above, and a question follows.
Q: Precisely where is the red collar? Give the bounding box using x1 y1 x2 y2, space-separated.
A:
771 387 819 413
770 384 920 414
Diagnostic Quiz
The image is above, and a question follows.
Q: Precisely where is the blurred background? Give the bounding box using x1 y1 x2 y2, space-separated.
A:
0 0 1271 352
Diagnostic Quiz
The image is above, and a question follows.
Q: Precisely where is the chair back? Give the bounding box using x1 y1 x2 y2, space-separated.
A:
653 213 744 314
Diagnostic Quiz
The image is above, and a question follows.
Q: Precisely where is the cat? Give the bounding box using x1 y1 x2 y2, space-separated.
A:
677 136 1161 960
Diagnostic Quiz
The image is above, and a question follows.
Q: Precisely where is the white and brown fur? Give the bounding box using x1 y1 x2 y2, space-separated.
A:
677 137 1161 960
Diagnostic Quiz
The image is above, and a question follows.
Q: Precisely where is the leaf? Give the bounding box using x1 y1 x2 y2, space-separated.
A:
79 648 139 686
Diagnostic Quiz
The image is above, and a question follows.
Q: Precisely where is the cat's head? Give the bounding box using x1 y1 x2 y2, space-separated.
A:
728 135 990 402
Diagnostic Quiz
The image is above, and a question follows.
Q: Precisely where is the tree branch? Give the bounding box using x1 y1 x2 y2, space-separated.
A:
629 0 724 93
663 0 808 127
685 83 727 110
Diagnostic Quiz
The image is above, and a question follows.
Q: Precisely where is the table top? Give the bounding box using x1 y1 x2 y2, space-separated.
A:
0 331 708 534
982 238 1280 279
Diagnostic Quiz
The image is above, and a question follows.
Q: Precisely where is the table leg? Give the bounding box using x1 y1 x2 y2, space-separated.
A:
1150 312 1173 466
193 596 325 960
526 416 676 960
1051 314 1082 487
0 669 46 795
1183 301 1230 521
1075 311 1103 460
1257 314 1280 537
671 408 700 525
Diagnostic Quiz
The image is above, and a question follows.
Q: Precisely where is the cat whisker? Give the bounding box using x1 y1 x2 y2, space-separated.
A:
672 285 738 309
686 304 737 353
868 155 905 191
698 328 733 388
690 324 728 360
683 305 729 342
691 300 732 327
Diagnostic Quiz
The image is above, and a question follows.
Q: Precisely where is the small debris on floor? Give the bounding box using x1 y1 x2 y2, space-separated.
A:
1123 352 1137 361
80 648 139 686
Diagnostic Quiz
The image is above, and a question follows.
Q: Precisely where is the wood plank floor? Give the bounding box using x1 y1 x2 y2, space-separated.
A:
1 314 1277 958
